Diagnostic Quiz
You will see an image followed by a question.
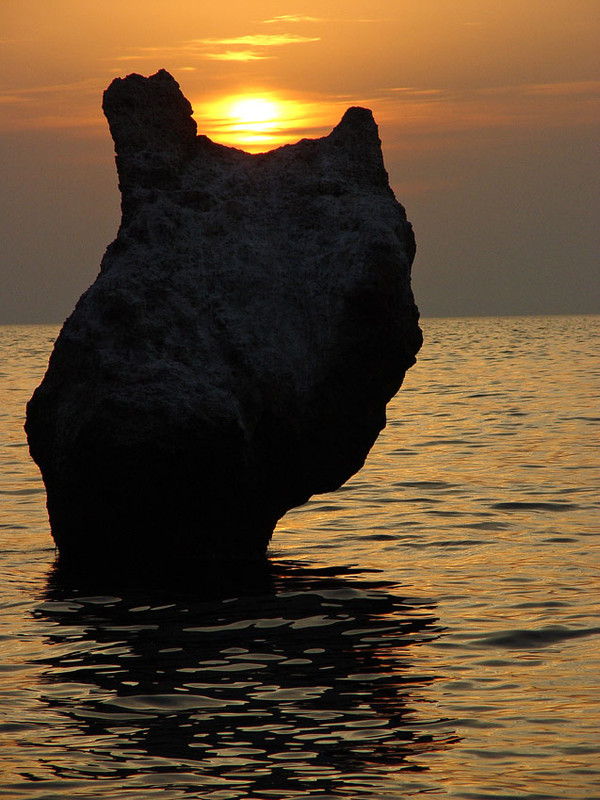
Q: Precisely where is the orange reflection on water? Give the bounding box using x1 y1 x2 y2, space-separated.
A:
193 92 335 153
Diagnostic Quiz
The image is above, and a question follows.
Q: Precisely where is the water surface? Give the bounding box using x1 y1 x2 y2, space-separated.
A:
1 316 598 798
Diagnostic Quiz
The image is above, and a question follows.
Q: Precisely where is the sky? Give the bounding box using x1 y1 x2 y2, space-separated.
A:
1 0 599 323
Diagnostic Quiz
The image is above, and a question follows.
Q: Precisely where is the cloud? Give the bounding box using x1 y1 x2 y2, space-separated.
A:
262 15 324 24
23 114 103 130
201 50 274 62
522 80 600 97
0 78 100 98
115 47 273 63
0 94 29 105
477 80 600 98
0 78 105 132
113 33 320 65
261 15 398 24
195 34 320 47
370 80 600 137
385 87 445 98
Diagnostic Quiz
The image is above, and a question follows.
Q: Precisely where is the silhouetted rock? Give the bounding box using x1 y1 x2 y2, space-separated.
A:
26 69 421 566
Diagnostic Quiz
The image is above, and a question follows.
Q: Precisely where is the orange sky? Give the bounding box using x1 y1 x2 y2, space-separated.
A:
1 0 599 320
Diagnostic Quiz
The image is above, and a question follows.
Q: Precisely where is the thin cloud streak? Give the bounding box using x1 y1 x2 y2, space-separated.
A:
324 81 600 144
385 88 445 97
262 15 325 24
477 80 600 97
261 15 400 25
523 80 600 97
0 77 105 131
201 51 273 62
196 34 320 46
27 115 104 130
0 78 101 98
0 95 29 105
112 33 320 65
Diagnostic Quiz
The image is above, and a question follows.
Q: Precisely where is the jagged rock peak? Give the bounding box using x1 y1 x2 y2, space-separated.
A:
103 69 197 155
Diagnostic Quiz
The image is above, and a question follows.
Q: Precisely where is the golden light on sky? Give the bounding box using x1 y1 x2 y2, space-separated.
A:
2 2 598 144
199 94 290 151
194 92 333 151
0 0 598 322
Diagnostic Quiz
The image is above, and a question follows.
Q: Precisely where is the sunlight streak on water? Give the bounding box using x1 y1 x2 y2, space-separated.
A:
0 316 599 799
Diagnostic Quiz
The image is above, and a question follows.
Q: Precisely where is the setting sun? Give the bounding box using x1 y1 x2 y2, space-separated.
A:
229 97 279 125
196 93 290 151
223 96 282 148
193 92 330 153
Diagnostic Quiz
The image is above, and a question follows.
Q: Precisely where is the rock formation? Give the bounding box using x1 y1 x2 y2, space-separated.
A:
26 69 422 567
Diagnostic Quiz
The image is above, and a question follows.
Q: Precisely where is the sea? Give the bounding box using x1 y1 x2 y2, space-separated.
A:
0 315 598 800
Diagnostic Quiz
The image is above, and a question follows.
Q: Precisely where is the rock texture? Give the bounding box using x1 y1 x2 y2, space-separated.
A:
26 69 422 566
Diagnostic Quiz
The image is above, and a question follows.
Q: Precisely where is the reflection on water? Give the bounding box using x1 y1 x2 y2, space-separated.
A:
19 562 454 798
2 317 599 799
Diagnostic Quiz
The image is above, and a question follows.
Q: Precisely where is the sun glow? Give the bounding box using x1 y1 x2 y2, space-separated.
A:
229 97 279 125
193 92 330 153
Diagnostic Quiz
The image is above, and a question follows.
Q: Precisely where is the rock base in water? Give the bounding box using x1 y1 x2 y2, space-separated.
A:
26 69 422 566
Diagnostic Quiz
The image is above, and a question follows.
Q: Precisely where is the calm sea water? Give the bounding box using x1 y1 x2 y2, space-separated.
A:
0 316 598 799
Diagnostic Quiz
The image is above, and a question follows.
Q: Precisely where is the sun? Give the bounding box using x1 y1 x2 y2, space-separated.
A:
194 91 331 153
228 97 280 126
222 95 284 150
196 92 296 152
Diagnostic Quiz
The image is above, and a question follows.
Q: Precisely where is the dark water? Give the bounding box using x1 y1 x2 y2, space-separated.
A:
1 317 599 798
